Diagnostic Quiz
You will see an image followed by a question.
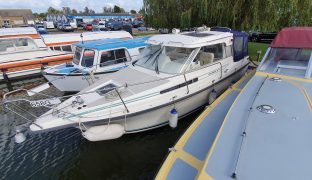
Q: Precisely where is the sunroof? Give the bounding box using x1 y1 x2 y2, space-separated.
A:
183 32 213 37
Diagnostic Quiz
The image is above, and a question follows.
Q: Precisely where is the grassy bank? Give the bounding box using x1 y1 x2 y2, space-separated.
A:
248 42 269 62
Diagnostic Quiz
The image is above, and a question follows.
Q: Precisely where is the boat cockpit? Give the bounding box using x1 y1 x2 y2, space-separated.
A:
72 46 130 70
0 37 40 54
135 42 233 75
259 48 312 78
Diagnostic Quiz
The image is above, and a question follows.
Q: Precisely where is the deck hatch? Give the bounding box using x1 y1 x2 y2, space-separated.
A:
256 105 276 114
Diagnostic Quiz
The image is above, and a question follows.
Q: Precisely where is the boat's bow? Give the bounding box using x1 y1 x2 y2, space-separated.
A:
199 72 312 180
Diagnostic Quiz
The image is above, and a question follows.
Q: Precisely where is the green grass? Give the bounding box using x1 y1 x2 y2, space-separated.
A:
248 42 269 62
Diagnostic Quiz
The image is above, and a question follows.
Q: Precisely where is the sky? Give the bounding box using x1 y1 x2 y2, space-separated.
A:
0 0 143 13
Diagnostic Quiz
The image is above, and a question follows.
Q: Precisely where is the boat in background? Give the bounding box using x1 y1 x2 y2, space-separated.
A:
0 27 72 81
43 36 148 92
157 27 312 180
41 31 133 52
3 28 250 143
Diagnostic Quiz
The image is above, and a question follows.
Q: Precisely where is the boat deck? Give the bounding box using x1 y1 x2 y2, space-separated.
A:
155 70 255 180
200 72 312 180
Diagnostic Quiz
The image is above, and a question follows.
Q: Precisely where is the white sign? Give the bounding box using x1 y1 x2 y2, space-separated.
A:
30 98 61 107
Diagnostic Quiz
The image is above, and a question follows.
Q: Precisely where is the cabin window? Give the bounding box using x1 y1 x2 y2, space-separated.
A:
225 45 233 58
99 49 127 67
0 40 14 52
81 49 95 68
260 48 312 78
96 83 117 96
49 47 54 50
136 45 195 74
138 47 145 53
73 47 82 65
61 45 72 52
0 38 37 53
54 46 61 51
201 43 225 60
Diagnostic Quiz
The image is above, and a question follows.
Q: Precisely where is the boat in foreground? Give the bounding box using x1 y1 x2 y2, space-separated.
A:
157 27 312 179
4 28 250 142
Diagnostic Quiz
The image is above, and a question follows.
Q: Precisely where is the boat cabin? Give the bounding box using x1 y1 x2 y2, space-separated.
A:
41 31 133 52
135 29 248 75
259 27 312 78
70 37 148 71
0 27 47 54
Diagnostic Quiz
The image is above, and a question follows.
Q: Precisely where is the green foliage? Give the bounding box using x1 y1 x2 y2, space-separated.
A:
143 0 312 31
113 5 125 13
130 10 137 14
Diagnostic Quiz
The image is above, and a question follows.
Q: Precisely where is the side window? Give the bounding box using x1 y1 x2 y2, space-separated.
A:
49 47 54 50
202 43 225 60
54 46 61 51
15 38 37 50
81 49 95 67
233 37 244 61
0 39 14 52
225 45 233 58
115 49 127 63
61 45 72 52
100 51 115 67
138 47 145 53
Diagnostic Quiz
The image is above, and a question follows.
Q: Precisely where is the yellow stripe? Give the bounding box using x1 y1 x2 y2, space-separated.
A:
155 70 256 180
197 72 256 179
256 71 312 83
283 79 312 111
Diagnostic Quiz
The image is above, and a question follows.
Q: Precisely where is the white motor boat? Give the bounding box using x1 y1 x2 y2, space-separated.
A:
42 37 148 92
4 28 250 142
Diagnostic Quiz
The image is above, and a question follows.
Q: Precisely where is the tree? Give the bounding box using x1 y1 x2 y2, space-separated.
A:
89 9 96 15
130 10 137 14
47 7 61 14
84 7 90 15
103 6 113 13
72 9 78 15
62 7 71 15
142 0 312 31
113 5 124 13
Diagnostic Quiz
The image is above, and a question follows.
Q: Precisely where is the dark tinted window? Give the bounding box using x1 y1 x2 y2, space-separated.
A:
62 45 72 52
81 49 95 67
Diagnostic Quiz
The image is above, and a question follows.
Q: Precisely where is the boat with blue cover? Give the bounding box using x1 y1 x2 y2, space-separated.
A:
156 27 312 180
43 37 148 92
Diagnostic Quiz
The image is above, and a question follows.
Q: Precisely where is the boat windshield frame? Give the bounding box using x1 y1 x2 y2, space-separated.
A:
135 45 196 74
259 47 312 78
73 46 97 68
0 37 40 54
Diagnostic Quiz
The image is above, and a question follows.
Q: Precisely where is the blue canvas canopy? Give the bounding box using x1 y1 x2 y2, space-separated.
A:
211 27 249 61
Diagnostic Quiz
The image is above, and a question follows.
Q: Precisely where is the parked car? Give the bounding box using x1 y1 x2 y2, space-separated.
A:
138 26 147 31
159 28 172 34
35 24 48 34
77 22 86 28
93 22 105 29
248 31 277 43
133 20 144 28
61 23 74 32
84 24 93 31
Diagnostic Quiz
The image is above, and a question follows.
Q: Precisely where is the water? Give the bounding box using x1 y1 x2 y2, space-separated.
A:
0 106 200 180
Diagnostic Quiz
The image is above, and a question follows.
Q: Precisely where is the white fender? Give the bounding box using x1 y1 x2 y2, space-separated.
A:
169 108 178 128
82 124 125 141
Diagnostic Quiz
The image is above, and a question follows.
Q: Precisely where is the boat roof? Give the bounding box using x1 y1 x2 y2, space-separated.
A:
147 30 232 48
74 36 149 50
0 27 38 37
41 31 133 45
271 27 312 49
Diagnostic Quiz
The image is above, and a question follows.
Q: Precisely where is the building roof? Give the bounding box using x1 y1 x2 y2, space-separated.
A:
270 27 312 49
0 9 34 20
74 36 149 50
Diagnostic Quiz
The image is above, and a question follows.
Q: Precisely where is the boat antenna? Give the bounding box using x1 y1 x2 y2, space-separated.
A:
80 33 84 44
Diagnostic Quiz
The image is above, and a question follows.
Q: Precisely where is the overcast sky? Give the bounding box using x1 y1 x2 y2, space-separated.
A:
0 0 143 13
